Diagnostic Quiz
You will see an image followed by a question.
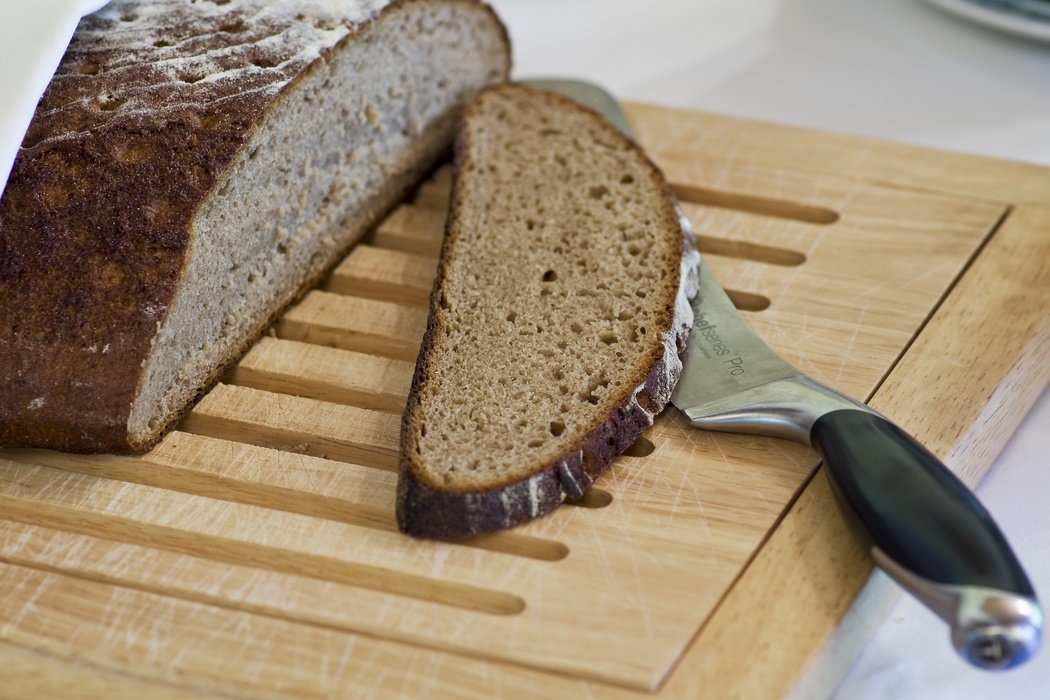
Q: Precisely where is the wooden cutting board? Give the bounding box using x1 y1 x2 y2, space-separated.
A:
0 101 1047 699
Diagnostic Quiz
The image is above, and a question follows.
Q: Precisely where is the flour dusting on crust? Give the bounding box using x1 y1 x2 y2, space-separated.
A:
26 0 393 148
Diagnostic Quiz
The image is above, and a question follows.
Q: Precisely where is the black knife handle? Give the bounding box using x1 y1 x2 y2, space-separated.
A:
811 408 1041 668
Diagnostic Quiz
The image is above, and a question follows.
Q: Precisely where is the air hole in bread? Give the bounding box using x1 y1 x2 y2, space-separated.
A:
588 185 609 199
580 373 607 404
549 420 565 437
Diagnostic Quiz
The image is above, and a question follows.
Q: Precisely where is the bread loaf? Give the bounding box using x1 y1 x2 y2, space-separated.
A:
397 84 700 538
0 0 510 452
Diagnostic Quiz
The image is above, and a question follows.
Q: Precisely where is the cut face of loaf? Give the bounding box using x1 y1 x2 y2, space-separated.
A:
397 84 700 538
0 0 510 452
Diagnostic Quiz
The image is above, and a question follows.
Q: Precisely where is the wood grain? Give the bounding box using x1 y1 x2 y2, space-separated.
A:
276 291 428 361
228 337 415 413
0 104 1045 698
625 101 1050 207
324 245 437 305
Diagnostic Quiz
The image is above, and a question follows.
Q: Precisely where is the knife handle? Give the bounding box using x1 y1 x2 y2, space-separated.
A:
810 408 1042 669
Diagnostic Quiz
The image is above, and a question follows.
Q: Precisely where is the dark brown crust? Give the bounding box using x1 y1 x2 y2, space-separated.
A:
0 0 510 453
396 83 698 539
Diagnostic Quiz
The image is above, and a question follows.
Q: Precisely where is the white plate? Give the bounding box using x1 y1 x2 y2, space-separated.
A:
921 0 1050 41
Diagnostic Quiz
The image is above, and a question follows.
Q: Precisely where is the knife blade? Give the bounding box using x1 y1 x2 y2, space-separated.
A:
0 0 111 197
526 77 1042 670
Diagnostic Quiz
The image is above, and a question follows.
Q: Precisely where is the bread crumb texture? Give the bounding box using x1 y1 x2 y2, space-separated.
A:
398 84 698 537
0 0 509 452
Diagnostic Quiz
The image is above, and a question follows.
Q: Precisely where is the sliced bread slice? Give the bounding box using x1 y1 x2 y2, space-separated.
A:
397 83 700 538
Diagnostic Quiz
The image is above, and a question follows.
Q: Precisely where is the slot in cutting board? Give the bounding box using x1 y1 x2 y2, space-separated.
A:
0 101 1047 699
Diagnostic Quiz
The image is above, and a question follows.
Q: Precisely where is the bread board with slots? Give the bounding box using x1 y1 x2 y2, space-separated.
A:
0 100 1048 699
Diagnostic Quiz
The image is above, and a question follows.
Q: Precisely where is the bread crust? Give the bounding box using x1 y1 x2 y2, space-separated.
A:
0 0 510 453
397 84 700 538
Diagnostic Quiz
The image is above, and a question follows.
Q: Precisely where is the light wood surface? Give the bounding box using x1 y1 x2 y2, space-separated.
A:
0 102 1046 699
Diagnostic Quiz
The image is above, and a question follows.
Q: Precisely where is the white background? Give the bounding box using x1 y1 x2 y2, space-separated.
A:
486 0 1050 697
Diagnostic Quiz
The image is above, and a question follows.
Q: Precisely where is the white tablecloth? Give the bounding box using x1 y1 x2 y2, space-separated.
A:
486 1 1050 697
